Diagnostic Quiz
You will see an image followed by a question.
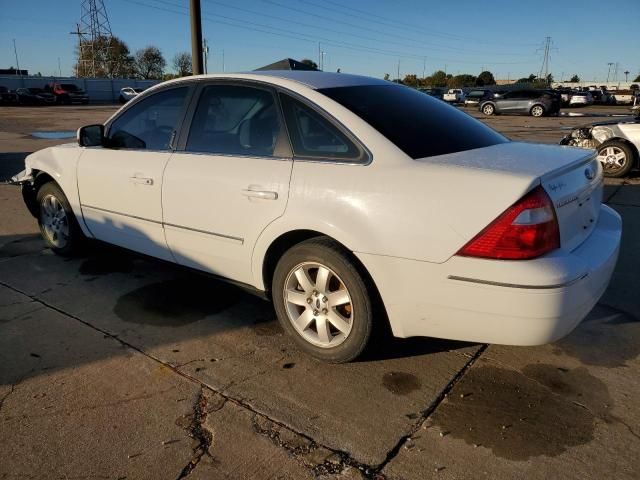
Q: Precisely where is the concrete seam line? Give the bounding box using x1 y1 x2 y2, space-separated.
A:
372 344 488 473
0 280 375 477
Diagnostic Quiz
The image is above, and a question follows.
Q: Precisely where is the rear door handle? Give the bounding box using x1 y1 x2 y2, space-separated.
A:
130 175 154 186
241 188 278 200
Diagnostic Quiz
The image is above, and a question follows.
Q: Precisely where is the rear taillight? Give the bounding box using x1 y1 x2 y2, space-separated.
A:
457 185 560 260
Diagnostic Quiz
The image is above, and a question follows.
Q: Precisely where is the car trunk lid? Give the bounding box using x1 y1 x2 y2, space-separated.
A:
418 142 602 253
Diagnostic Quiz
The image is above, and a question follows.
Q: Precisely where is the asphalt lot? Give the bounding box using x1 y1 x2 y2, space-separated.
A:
1 104 639 480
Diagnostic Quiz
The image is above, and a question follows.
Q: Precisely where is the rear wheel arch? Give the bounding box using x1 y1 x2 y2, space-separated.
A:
264 231 392 358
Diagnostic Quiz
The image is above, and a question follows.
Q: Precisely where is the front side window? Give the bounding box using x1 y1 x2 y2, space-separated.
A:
319 84 507 159
186 85 281 157
108 87 188 150
279 94 362 161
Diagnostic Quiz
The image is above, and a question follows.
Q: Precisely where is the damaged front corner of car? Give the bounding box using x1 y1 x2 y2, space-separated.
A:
8 169 34 185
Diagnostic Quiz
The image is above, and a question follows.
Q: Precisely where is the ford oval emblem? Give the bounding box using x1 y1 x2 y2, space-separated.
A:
584 166 595 180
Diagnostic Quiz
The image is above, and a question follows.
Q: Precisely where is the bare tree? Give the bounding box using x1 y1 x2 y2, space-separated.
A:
173 52 192 77
134 46 166 79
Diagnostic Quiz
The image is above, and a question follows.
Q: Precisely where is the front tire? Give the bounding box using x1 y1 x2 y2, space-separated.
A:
597 141 635 178
36 182 84 256
481 103 495 116
272 237 373 363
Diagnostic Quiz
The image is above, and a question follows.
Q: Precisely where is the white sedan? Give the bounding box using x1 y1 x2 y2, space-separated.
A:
119 87 144 103
11 71 621 362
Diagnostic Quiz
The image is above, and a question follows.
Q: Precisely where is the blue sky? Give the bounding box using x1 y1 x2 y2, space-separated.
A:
1 0 638 82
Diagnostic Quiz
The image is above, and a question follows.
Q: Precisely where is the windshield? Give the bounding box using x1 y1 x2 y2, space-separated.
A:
61 84 80 91
318 84 507 159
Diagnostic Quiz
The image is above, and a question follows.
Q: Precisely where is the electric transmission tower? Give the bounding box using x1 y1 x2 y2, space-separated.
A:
71 0 116 77
538 36 552 83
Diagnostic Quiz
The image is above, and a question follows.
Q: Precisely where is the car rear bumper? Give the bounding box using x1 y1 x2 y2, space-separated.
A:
356 205 621 345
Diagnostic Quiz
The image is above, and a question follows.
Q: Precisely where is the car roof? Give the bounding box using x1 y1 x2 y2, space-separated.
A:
166 71 389 91
248 70 388 89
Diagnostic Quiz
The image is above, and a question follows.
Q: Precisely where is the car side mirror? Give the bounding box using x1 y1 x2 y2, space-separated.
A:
77 124 104 147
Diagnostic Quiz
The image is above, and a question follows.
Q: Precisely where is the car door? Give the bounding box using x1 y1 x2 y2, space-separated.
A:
162 82 293 284
496 91 520 113
77 85 191 261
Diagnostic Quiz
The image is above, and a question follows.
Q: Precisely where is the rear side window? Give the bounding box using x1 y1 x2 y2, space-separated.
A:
319 84 507 159
279 94 363 162
186 85 281 157
108 87 188 150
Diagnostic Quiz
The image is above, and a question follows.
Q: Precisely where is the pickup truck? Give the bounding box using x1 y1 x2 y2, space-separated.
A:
443 89 465 103
44 83 89 105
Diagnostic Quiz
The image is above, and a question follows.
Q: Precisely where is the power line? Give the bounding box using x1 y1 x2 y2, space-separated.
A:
126 0 534 66
200 0 534 57
306 0 540 48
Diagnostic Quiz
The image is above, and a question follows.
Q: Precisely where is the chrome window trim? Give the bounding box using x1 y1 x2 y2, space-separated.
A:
81 204 244 244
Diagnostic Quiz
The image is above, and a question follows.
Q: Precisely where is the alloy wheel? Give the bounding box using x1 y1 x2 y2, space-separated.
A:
597 146 628 174
40 194 69 248
283 262 354 348
531 106 544 117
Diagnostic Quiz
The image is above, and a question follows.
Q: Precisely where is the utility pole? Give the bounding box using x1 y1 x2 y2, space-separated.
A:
58 57 62 77
222 49 225 72
422 57 426 79
190 0 204 75
397 59 400 82
12 39 20 76
538 36 551 83
318 42 321 70
203 38 209 74
606 62 614 83
624 70 630 82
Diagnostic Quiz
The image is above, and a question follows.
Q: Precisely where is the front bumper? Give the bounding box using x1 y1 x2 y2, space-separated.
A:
356 205 621 345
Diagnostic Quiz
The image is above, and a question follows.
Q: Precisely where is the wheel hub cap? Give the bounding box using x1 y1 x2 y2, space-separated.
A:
40 194 69 248
284 262 353 348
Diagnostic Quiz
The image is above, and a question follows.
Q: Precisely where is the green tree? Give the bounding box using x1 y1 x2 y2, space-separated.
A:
75 35 135 78
429 70 448 87
569 74 580 82
634 74 640 82
300 58 318 69
172 52 192 77
383 73 390 81
448 74 476 88
475 70 496 86
516 74 537 84
135 46 166 79
402 74 418 87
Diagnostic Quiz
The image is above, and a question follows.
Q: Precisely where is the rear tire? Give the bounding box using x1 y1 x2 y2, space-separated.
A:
530 105 545 117
272 237 373 363
36 182 84 256
597 141 635 178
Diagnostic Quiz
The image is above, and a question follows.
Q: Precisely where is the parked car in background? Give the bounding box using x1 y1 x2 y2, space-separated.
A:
418 87 444 100
464 89 493 106
10 71 620 363
569 91 594 107
561 111 640 177
443 88 465 103
119 87 144 103
479 89 561 117
0 86 18 105
608 88 635 105
15 88 55 105
44 83 89 105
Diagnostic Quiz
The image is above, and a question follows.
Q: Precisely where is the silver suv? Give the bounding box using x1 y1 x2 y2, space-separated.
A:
479 89 561 117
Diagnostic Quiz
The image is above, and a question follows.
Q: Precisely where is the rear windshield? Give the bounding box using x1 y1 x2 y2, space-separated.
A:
318 84 507 159
61 84 80 91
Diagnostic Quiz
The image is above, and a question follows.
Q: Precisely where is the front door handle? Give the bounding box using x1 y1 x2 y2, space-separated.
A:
130 175 154 186
241 188 278 200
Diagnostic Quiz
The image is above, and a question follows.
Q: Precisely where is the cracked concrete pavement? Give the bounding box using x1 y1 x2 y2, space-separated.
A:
1 105 639 479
